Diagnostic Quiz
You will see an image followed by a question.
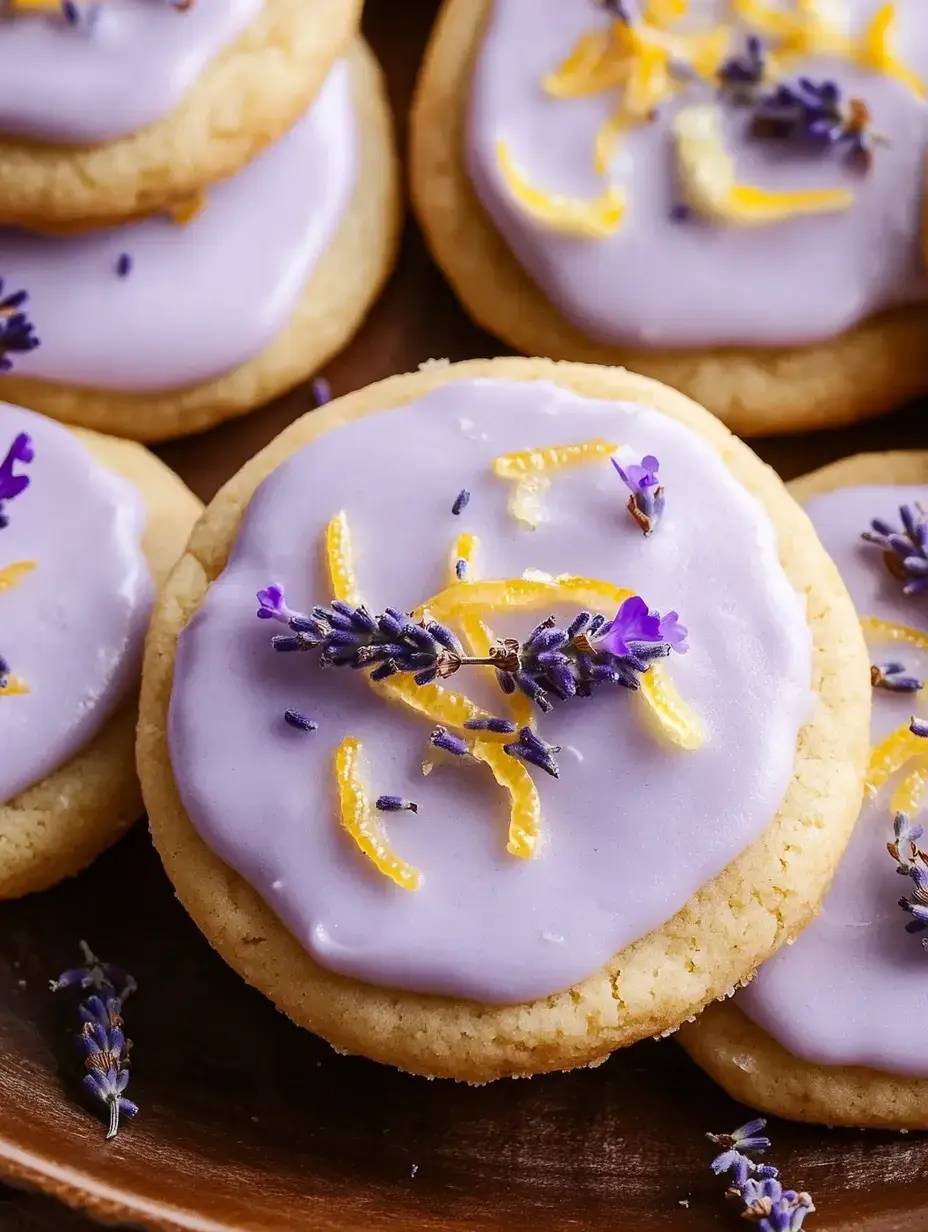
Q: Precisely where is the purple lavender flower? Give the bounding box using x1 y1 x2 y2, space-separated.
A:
0 281 39 370
52 944 137 1140
718 34 766 101
612 454 665 536
256 583 300 624
283 709 317 732
429 726 470 757
49 940 136 999
504 727 561 778
452 489 470 516
0 432 33 528
870 660 923 693
595 0 635 20
750 78 878 170
863 505 928 596
311 377 332 407
376 796 418 813
708 1121 813 1232
888 810 924 870
899 858 928 933
595 596 688 658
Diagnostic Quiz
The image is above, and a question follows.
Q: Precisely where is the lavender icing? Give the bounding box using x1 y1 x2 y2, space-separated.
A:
168 379 812 1004
0 60 355 394
466 0 928 349
0 0 259 145
738 482 928 1077
0 402 153 806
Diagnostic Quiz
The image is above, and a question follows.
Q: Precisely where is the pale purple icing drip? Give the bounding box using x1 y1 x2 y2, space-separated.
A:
168 379 811 1004
738 483 928 1077
466 0 928 348
0 61 356 394
0 401 153 807
0 0 259 145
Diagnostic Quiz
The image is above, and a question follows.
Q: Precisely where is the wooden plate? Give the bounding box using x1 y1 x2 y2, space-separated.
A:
2 3 928 1228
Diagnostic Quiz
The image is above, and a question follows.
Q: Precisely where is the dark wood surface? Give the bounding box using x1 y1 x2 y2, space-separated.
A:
1 1 927 1228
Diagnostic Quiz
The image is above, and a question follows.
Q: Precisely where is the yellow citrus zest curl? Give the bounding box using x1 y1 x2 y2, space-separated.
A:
493 438 619 530
866 721 928 798
674 104 854 226
856 3 925 99
733 0 851 58
0 561 35 592
892 757 928 820
862 616 928 652
325 511 361 608
0 561 35 696
496 140 626 238
335 738 420 891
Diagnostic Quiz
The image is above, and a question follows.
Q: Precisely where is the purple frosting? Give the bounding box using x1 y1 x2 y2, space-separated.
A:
738 483 928 1077
466 0 928 348
0 401 153 806
168 379 811 1004
0 0 259 145
0 60 355 394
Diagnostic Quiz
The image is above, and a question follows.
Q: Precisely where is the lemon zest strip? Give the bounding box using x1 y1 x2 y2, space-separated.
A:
866 721 928 798
0 561 35 592
856 3 926 99
335 738 420 891
496 140 626 239
861 616 928 651
892 756 928 819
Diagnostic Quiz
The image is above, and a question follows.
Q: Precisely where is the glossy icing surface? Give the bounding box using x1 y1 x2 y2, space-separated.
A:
169 379 811 1004
0 402 152 806
466 0 928 348
0 60 356 394
739 482 928 1076
0 0 260 145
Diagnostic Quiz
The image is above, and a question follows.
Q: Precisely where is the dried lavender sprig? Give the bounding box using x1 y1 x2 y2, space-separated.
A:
750 78 879 170
708 1120 815 1232
257 586 688 716
52 944 137 1140
871 661 924 693
863 504 928 596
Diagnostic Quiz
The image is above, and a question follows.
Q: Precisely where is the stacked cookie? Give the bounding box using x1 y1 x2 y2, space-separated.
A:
411 0 928 436
0 0 400 441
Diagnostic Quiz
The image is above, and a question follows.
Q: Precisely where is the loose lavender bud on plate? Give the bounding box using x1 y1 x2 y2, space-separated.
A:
284 709 317 732
451 488 470 516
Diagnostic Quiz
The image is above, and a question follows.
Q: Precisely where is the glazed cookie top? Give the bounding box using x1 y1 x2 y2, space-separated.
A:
467 0 928 349
0 0 259 145
0 59 355 393
0 402 153 806
169 378 812 1005
738 481 928 1076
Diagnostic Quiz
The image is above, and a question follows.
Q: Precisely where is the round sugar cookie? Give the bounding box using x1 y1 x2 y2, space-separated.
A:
409 0 928 437
0 40 401 443
679 450 928 1130
138 356 869 1082
0 406 201 899
0 0 362 229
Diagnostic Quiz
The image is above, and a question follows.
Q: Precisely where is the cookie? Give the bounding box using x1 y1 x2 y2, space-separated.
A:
0 403 201 899
680 451 928 1129
0 0 362 228
137 355 868 1082
0 41 401 442
410 0 928 437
